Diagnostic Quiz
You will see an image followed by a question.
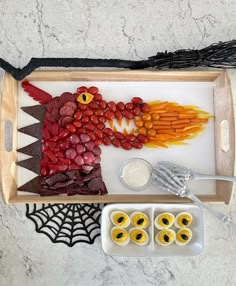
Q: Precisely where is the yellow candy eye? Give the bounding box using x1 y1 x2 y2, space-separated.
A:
110 211 130 228
155 229 176 246
175 212 193 228
77 92 94 104
112 229 129 243
130 212 149 228
129 228 149 245
111 227 130 246
175 228 192 245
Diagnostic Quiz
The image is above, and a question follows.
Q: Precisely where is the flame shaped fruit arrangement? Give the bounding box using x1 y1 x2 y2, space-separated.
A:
17 81 211 196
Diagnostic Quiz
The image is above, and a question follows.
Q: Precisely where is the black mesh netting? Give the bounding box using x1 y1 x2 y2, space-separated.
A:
26 203 105 247
1 40 236 80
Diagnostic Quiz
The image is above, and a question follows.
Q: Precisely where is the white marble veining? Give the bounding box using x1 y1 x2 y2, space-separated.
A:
1 0 236 285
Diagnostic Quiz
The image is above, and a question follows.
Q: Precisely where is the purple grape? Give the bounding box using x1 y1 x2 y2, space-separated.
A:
94 155 101 164
76 144 86 154
69 134 80 144
65 148 77 159
85 141 95 151
74 155 84 166
93 146 101 156
83 152 95 165
80 134 91 143
82 165 94 173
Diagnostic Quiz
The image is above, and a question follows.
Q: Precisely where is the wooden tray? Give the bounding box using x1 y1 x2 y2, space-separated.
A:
0 70 235 204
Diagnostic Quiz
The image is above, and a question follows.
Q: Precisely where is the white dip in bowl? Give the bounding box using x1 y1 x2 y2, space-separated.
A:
120 158 153 191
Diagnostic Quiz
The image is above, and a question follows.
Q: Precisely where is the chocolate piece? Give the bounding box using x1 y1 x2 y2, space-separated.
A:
17 140 42 158
67 186 99 196
39 188 67 196
45 173 67 186
50 180 74 190
18 122 42 140
83 165 101 182
88 178 103 192
16 158 41 175
18 176 41 193
100 181 108 195
66 170 82 180
21 105 46 121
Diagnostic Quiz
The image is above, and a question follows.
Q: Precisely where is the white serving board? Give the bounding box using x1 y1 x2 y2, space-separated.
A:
17 81 215 195
101 203 204 257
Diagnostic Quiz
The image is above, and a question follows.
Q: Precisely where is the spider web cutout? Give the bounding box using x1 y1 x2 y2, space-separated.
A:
26 203 105 247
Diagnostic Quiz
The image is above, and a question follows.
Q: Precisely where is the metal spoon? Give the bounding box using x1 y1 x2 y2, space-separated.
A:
152 165 236 232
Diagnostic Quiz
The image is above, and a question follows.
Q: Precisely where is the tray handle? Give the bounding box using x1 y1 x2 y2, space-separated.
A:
0 73 18 204
214 71 235 205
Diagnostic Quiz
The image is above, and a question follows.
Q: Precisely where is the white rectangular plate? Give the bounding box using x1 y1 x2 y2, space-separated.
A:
101 203 204 257
17 81 215 195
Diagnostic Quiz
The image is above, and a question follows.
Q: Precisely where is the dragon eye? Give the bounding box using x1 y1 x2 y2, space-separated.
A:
77 92 94 104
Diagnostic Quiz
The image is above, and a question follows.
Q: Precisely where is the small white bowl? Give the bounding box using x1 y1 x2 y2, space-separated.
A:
119 158 153 191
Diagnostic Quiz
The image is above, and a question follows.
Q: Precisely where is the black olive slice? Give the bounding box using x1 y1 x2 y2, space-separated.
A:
180 234 189 240
82 94 86 101
182 218 189 226
162 218 169 225
164 234 170 242
136 233 143 240
116 232 123 239
117 216 124 223
137 218 144 225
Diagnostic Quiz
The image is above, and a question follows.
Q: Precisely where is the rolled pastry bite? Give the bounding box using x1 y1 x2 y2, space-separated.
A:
155 229 176 246
175 212 193 228
154 212 175 229
110 211 130 228
129 228 149 246
130 212 150 228
175 228 192 246
111 227 130 246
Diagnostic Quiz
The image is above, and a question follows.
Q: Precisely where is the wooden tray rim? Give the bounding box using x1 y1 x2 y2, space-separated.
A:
0 69 235 204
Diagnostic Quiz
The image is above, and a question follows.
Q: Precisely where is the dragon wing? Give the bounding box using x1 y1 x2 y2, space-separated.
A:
21 81 53 104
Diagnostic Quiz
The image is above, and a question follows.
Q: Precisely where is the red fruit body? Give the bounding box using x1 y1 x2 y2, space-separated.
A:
108 101 116 112
88 86 98 94
38 85 148 186
112 138 121 148
123 110 133 119
131 97 143 105
117 102 125 111
122 142 132 150
125 102 133 110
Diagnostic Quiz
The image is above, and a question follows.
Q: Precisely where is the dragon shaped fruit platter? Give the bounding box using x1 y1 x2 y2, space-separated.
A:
17 81 211 196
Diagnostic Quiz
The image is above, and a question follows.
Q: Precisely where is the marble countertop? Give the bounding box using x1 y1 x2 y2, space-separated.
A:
0 0 236 285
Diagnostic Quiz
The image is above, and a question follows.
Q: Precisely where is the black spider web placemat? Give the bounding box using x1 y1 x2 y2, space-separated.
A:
26 203 105 247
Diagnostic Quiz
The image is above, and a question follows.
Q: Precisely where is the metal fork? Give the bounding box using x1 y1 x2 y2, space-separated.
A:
152 164 236 232
158 161 236 183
